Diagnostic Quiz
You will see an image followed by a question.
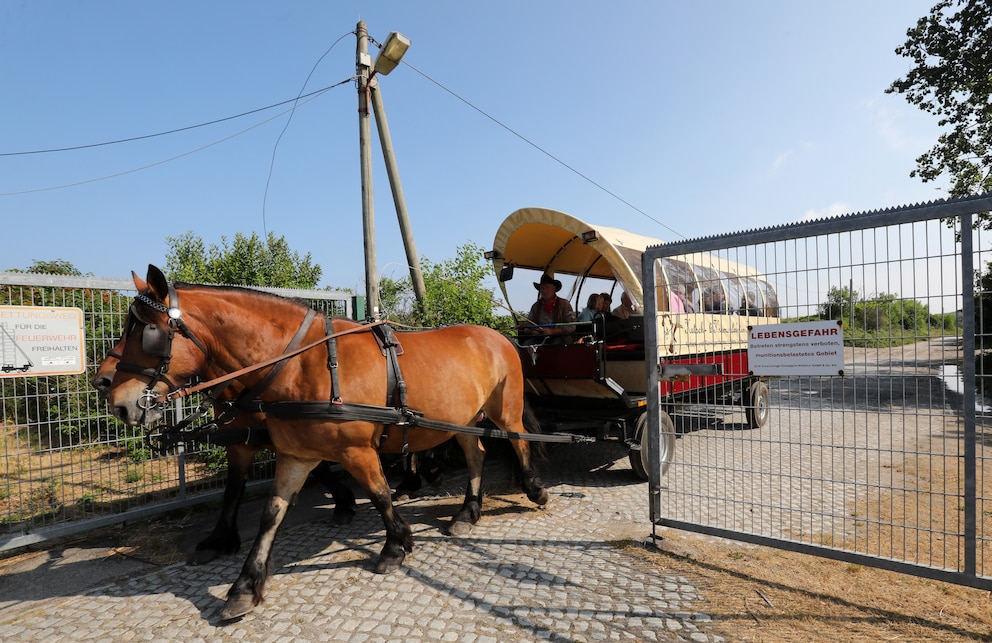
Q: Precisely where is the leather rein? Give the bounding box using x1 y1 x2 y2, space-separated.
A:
124 286 586 449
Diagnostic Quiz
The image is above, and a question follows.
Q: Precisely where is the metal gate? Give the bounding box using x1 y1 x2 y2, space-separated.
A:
642 193 992 590
0 273 351 552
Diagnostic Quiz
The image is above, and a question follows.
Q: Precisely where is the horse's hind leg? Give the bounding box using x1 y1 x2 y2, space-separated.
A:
221 455 315 621
310 461 356 525
190 444 256 565
493 402 550 507
450 434 486 537
340 448 413 573
392 452 423 501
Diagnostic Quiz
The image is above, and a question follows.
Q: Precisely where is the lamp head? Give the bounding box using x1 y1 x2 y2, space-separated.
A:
374 32 411 75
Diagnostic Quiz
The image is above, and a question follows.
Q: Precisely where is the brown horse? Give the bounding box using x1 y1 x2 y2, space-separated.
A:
92 339 357 564
106 265 548 621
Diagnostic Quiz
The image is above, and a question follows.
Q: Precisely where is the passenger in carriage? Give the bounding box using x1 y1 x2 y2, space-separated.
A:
669 284 694 313
577 293 602 324
738 293 761 316
519 273 576 345
702 288 727 313
612 291 639 320
597 293 615 318
576 293 603 343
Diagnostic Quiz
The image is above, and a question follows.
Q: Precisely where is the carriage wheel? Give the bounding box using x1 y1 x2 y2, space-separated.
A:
628 410 676 481
746 380 770 429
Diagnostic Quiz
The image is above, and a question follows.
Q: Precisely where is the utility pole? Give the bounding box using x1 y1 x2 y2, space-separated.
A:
369 77 426 304
356 20 379 319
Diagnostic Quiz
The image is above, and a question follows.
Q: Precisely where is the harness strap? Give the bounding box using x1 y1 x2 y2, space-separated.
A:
234 308 318 407
369 323 408 451
325 317 342 405
254 400 589 444
155 320 385 404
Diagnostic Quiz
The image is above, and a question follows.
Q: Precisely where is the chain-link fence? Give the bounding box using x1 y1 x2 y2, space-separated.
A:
0 272 351 552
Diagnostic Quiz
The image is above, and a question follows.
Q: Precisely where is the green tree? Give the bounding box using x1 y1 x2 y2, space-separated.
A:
165 230 322 288
887 0 992 209
3 259 85 275
819 285 859 320
415 242 499 327
818 286 947 347
377 242 503 328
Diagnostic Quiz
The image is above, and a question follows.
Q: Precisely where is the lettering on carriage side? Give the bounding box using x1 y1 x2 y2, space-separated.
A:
748 320 844 376
0 306 86 377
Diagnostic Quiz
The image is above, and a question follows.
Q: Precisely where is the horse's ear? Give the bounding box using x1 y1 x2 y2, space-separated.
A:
132 270 148 293
145 265 170 301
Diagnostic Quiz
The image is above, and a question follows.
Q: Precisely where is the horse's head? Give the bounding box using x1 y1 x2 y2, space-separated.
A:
91 333 125 399
107 264 210 426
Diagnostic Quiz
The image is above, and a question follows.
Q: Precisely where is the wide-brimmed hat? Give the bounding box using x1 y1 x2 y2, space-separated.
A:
533 273 562 292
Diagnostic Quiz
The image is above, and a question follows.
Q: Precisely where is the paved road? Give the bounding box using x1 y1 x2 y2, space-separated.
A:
0 441 724 642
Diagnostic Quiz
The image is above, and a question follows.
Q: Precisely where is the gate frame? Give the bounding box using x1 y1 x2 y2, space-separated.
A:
642 193 992 590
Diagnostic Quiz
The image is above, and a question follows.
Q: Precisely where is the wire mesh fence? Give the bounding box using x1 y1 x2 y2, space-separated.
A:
643 194 992 590
0 273 351 551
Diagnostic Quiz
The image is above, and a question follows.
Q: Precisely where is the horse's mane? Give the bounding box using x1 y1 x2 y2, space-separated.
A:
174 281 313 310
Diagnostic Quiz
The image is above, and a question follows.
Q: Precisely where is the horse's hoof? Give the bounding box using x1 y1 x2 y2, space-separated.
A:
529 487 550 506
373 557 404 574
331 509 356 526
449 520 474 537
393 490 411 502
187 549 220 566
219 594 254 621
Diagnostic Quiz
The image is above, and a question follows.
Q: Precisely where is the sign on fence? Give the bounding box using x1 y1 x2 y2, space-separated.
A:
747 320 844 376
0 306 86 376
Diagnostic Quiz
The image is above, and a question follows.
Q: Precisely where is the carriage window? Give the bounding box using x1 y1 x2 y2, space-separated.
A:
719 270 745 316
661 258 697 313
757 278 780 317
738 275 764 316
693 264 726 313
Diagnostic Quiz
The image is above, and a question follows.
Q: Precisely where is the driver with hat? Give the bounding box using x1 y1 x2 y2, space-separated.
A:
520 273 576 344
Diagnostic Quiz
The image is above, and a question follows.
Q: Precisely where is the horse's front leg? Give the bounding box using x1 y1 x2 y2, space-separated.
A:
220 455 316 621
450 435 486 537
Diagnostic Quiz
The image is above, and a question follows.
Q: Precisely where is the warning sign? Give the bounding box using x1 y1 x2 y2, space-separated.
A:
748 320 844 376
0 306 87 377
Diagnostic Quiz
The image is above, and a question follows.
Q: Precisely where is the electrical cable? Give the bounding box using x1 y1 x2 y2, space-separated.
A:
0 86 344 196
398 59 685 240
0 84 345 157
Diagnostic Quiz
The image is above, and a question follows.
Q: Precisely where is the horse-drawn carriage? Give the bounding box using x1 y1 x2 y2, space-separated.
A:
488 207 780 479
100 208 780 617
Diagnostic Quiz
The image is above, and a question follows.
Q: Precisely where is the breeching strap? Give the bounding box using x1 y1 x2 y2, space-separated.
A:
153 319 386 405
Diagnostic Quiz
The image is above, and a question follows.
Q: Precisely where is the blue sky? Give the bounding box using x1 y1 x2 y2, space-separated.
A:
2 1 944 300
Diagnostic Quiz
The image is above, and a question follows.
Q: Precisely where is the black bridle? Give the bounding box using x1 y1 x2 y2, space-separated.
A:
116 285 210 415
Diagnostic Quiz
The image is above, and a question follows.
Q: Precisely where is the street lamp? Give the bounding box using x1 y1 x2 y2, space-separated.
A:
373 32 411 75
355 22 424 319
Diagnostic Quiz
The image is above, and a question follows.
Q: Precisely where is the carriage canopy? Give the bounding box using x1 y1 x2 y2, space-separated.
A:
490 207 779 318
490 207 660 308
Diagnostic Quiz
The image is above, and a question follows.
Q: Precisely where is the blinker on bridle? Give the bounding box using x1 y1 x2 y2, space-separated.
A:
117 285 209 413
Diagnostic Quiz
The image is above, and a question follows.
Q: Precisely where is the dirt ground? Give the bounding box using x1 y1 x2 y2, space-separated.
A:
644 530 992 642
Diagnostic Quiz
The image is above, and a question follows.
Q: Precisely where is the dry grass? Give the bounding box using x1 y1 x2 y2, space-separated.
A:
0 424 227 527
639 530 992 641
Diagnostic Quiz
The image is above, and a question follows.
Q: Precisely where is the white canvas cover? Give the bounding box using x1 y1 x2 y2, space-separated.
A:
491 207 662 307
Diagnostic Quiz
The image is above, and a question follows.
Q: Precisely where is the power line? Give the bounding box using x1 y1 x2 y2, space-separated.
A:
398 59 685 240
0 83 348 157
263 31 354 238
0 86 343 197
